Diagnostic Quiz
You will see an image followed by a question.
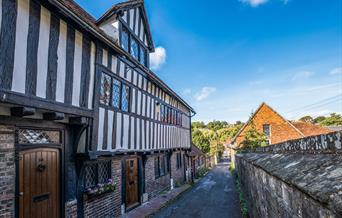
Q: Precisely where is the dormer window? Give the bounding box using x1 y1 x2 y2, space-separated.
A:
120 24 148 68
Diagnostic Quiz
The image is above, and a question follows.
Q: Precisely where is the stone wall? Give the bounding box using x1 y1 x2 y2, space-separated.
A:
144 154 170 199
83 158 122 218
235 131 342 218
0 125 15 218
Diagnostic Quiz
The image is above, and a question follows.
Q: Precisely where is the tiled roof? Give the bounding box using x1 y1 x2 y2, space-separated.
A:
292 121 333 137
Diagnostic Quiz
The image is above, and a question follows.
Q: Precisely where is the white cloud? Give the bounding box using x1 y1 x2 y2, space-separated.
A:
240 0 289 7
292 71 314 81
329 67 342 75
195 87 217 101
150 46 166 70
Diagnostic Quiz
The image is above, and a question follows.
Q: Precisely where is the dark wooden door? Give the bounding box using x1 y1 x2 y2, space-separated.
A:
125 158 139 209
19 148 60 218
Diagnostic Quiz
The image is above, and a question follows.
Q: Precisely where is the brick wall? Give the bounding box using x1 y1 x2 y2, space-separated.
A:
83 158 122 218
0 125 15 218
144 154 170 199
65 199 77 218
170 151 186 185
236 104 303 145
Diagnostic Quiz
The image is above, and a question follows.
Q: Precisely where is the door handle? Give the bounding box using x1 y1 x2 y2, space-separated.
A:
18 192 24 197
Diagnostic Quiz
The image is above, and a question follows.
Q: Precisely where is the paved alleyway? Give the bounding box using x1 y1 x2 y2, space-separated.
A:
153 159 242 218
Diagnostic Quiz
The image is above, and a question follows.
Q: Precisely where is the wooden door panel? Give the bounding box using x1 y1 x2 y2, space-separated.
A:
125 158 139 208
19 148 60 218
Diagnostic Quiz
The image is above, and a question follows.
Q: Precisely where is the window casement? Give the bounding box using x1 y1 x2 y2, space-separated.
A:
155 155 168 179
121 84 130 112
100 73 111 105
263 124 271 137
130 38 139 60
112 79 121 108
121 27 129 52
120 25 148 68
84 161 112 190
139 45 147 67
176 153 182 169
100 72 131 113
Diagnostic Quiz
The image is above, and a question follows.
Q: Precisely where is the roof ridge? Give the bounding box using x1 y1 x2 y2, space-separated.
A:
231 102 305 144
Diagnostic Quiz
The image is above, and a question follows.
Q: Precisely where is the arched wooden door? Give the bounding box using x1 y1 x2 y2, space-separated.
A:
18 148 60 218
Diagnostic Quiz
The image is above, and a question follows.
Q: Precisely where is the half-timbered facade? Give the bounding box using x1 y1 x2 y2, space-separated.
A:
0 0 194 217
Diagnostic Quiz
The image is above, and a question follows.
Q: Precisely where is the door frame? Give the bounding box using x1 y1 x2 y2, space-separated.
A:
122 155 142 212
0 116 66 218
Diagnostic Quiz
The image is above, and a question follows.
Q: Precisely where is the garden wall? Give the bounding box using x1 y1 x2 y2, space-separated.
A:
235 131 342 218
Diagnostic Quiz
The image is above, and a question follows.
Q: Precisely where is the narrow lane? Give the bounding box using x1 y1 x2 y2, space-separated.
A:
153 159 242 218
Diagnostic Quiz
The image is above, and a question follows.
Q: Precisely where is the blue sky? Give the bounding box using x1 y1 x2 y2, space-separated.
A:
76 0 342 123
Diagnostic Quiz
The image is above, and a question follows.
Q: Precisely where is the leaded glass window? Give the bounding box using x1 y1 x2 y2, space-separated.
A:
112 79 121 108
100 73 111 105
121 27 129 52
18 129 60 144
140 46 146 66
121 84 130 112
131 38 139 60
160 105 164 122
84 161 111 189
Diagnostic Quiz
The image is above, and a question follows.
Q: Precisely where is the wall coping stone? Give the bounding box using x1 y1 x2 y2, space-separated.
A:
236 152 342 215
248 131 342 154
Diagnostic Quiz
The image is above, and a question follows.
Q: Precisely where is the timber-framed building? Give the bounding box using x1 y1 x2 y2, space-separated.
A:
0 0 194 217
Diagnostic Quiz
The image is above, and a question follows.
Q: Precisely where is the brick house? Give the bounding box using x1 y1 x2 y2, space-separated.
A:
0 0 194 217
231 103 332 147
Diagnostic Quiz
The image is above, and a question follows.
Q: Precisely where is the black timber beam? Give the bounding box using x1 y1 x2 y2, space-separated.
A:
10 107 35 117
43 112 65 121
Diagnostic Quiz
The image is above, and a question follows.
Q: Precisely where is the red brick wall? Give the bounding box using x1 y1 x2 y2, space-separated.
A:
83 158 122 217
171 151 186 185
236 104 303 146
0 125 15 218
144 154 170 199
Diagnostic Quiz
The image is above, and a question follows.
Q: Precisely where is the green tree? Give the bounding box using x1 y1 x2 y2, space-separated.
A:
191 121 206 130
192 129 210 153
240 125 268 150
319 113 342 126
207 121 228 131
299 115 314 123
313 116 326 124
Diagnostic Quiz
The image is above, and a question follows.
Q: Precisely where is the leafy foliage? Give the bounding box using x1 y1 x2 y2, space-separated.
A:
317 113 342 126
240 124 268 150
191 120 244 157
299 113 342 126
299 115 314 123
192 129 210 153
